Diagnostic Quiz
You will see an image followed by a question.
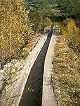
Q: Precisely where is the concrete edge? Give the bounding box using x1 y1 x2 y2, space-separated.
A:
12 35 47 106
42 35 57 106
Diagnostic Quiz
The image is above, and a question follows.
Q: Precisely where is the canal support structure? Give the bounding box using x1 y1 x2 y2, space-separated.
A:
42 34 57 106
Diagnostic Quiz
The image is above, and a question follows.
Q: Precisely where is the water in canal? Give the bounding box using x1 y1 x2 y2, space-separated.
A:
19 31 53 106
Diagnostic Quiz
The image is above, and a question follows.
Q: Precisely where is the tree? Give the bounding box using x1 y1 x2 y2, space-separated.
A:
56 0 80 18
27 0 53 32
0 0 31 65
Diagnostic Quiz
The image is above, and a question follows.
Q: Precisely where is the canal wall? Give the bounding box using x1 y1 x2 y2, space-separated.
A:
42 34 57 106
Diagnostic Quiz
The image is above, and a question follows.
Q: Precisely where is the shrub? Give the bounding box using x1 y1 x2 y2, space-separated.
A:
0 0 31 65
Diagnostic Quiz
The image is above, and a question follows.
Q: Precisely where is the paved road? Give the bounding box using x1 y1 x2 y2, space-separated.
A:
19 31 53 106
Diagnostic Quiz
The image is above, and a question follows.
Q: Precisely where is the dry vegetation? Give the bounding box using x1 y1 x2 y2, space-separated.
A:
62 19 80 54
0 1 41 105
0 0 38 66
52 19 80 106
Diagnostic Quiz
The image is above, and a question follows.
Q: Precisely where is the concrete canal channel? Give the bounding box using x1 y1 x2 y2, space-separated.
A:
19 31 53 106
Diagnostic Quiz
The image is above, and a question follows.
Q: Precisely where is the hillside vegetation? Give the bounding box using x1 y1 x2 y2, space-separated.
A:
61 19 80 53
1 0 80 67
0 0 80 105
52 19 80 106
0 0 54 67
0 0 32 66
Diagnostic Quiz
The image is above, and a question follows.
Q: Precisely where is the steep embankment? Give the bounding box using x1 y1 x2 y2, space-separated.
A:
0 0 40 67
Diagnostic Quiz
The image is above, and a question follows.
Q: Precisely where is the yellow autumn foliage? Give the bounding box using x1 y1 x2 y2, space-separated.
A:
61 19 80 53
67 19 77 34
62 19 77 37
62 19 80 37
0 0 30 64
43 17 53 27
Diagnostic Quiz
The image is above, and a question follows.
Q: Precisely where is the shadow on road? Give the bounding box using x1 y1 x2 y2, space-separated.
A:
19 31 53 106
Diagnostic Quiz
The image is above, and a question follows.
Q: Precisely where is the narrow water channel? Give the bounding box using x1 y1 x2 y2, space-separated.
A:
19 30 53 106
